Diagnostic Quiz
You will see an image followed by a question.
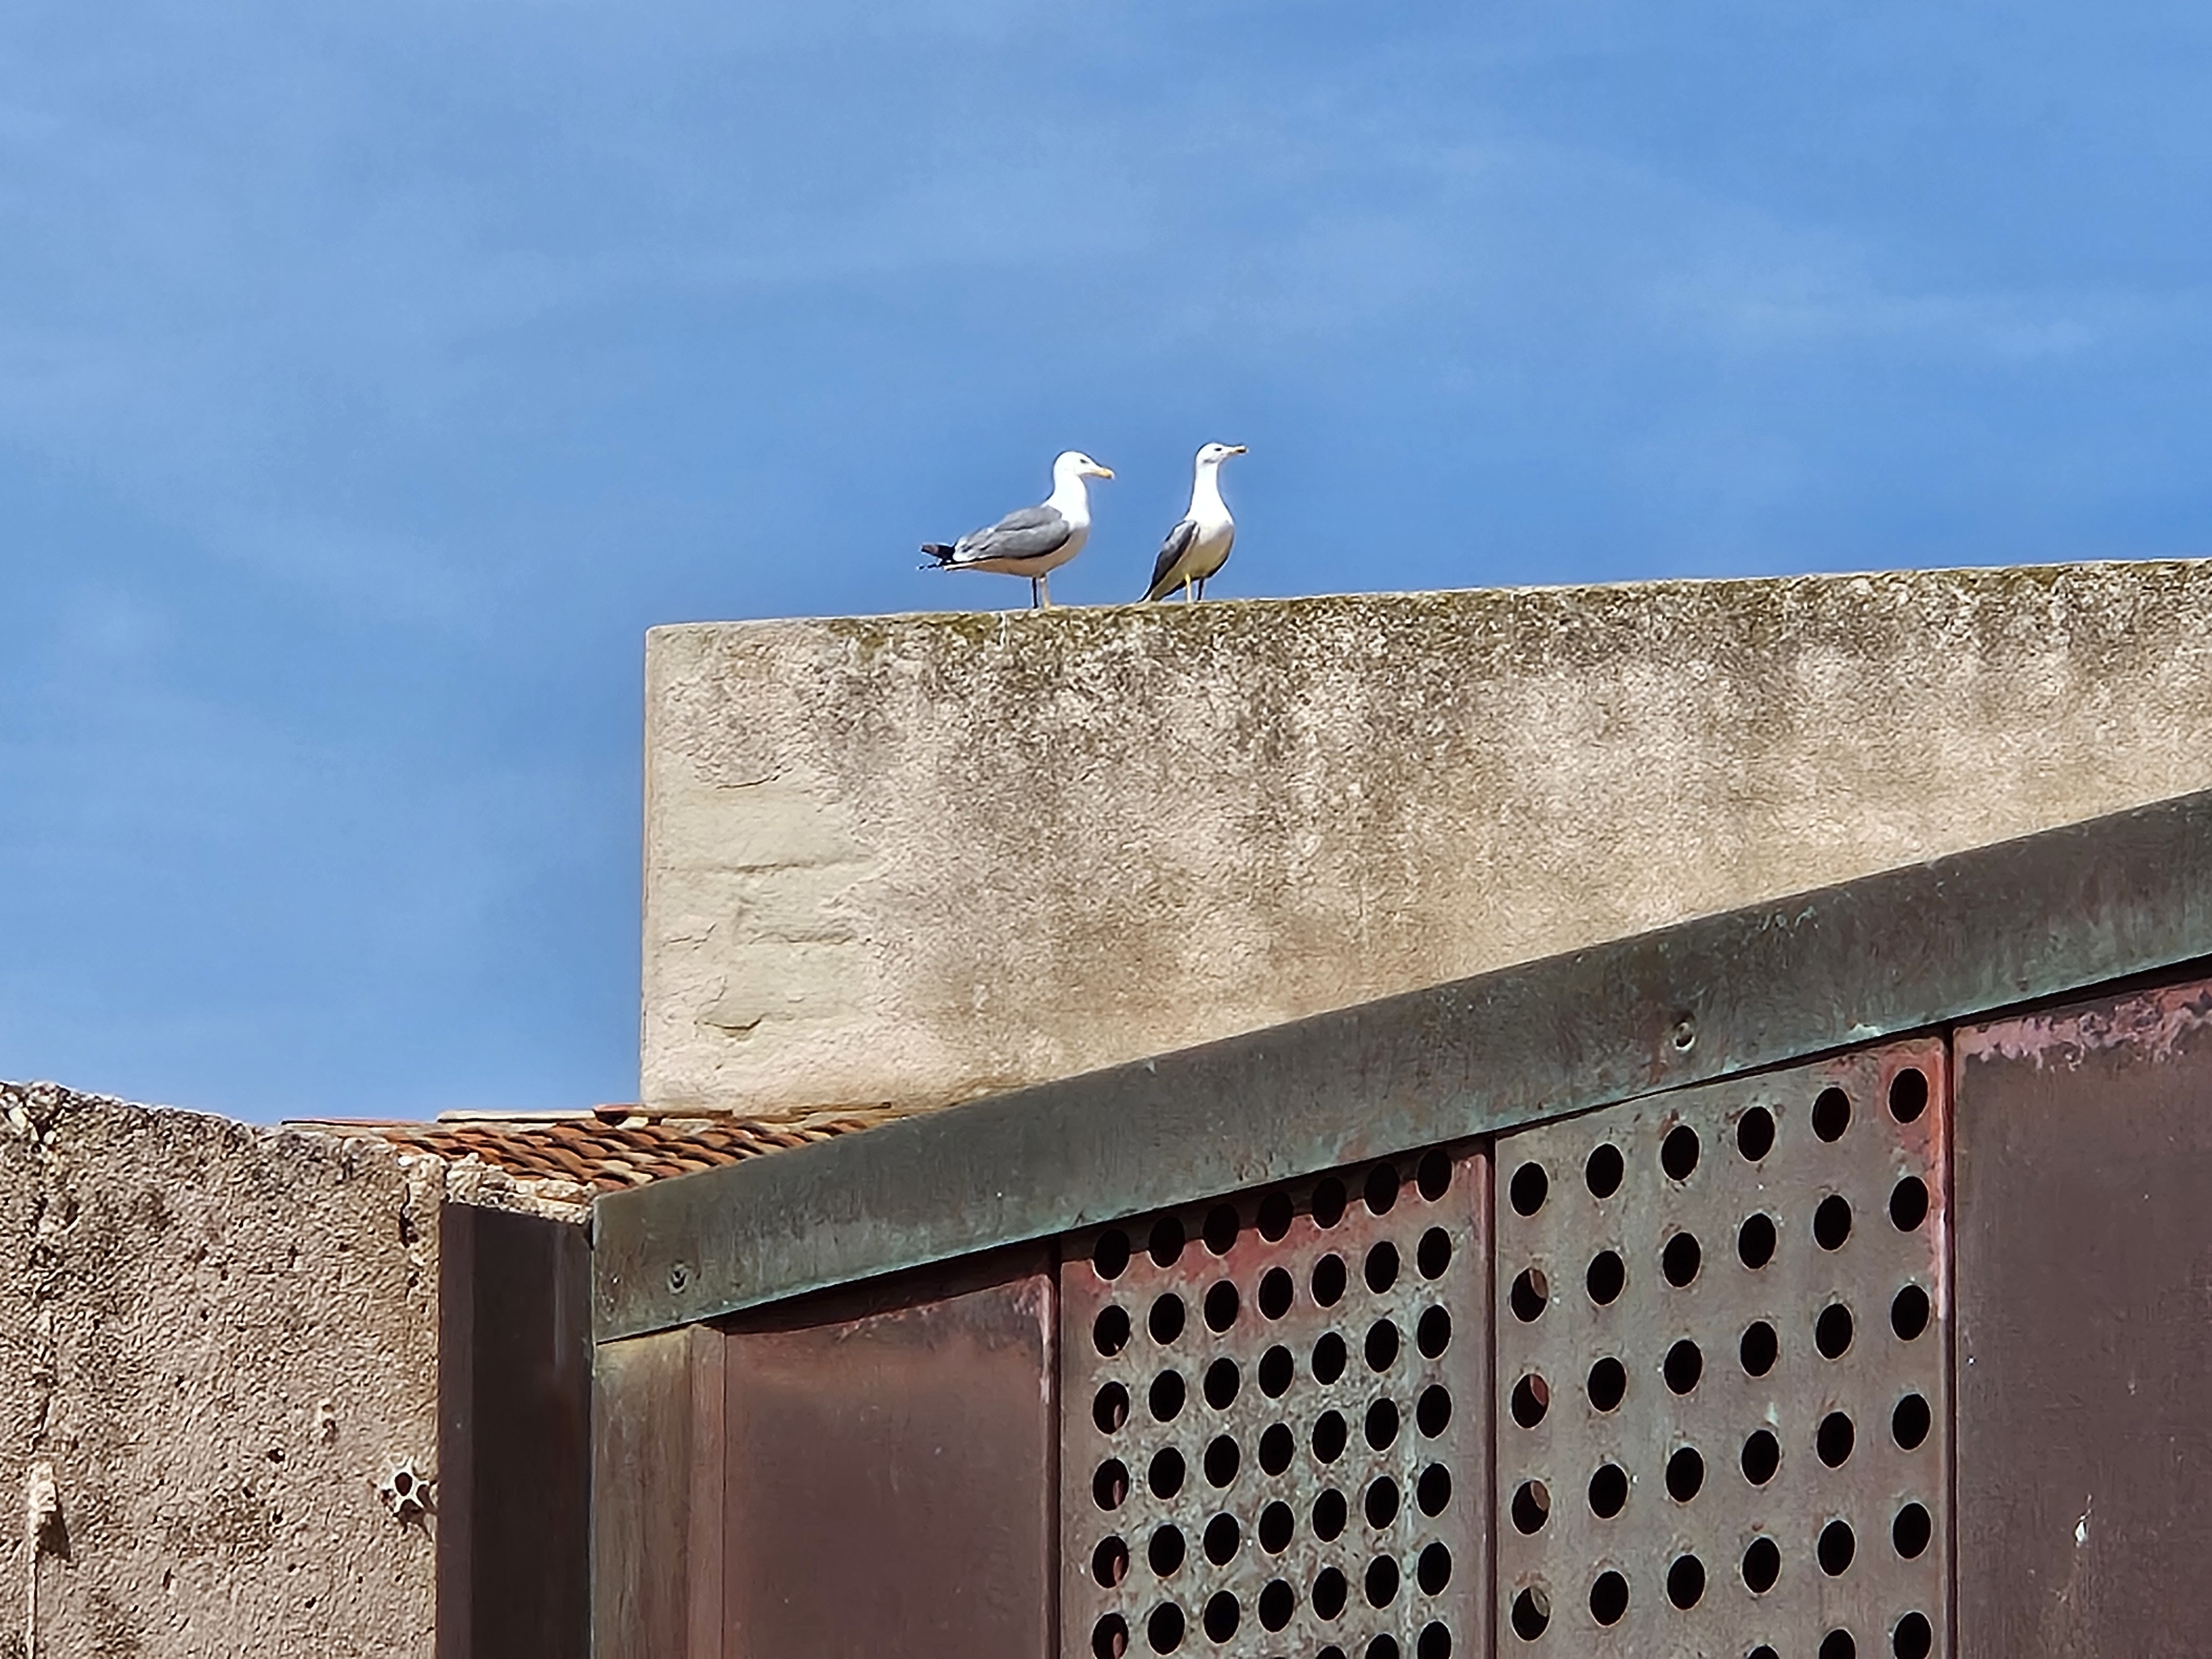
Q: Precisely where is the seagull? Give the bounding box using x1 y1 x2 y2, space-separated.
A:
1142 442 1246 603
921 450 1114 608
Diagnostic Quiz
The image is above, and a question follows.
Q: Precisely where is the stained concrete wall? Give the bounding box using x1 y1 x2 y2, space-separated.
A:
0 1081 575 1659
644 559 2212 1115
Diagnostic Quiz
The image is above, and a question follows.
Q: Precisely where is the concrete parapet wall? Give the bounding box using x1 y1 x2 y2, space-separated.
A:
643 560 2212 1115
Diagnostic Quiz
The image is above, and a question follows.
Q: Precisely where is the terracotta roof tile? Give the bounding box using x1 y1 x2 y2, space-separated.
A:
290 1104 898 1195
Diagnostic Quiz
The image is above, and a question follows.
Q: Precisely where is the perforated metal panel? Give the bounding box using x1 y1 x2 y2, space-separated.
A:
1061 1149 1492 1659
1493 1041 1950 1659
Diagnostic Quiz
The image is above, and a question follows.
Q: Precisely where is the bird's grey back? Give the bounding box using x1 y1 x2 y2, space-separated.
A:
957 504 1070 561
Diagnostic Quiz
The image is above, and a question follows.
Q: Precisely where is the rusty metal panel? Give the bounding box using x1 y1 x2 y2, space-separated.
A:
1494 1040 1949 1659
1954 977 2212 1657
719 1249 1055 1659
591 1326 698 1659
1061 1147 1490 1659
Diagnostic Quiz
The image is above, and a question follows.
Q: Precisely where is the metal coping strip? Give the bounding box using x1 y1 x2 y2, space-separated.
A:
594 789 2212 1341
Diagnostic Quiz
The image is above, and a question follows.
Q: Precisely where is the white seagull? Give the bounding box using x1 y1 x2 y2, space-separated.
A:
922 450 1114 608
1142 442 1246 603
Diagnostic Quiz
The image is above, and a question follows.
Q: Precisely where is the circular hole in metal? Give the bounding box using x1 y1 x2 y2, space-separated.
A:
1314 1332 1348 1385
1149 1524 1186 1575
1150 1217 1186 1267
1366 1637 1399 1659
1313 1254 1349 1307
1417 1150 1453 1201
1095 1383 1130 1433
1416 1385 1451 1437
1366 1397 1402 1449
1150 1295 1187 1345
1738 1105 1776 1161
1511 1267 1550 1321
1201 1207 1238 1258
1417 1463 1451 1516
1258 1267 1294 1320
1588 1462 1629 1518
1889 1067 1929 1123
1203 1434 1239 1489
1585 1143 1624 1198
1738 1213 1777 1269
1313 1566 1349 1620
1740 1319 1779 1376
1662 1231 1702 1287
1661 1124 1700 1181
1741 1429 1781 1486
1510 1587 1550 1641
1202 1511 1239 1565
1314 1488 1348 1542
1418 1227 1453 1280
1892 1284 1931 1341
1365 1242 1401 1295
1820 1632 1857 1659
1511 1480 1551 1535
1418 1620 1451 1659
1204 1358 1240 1411
1817 1411 1856 1468
1741 1535 1780 1593
1092 1613 1129 1659
1814 1194 1853 1250
1664 1339 1703 1394
1890 1176 1929 1232
1587 1357 1626 1412
1256 1192 1293 1241
1095 1459 1130 1510
1585 1251 1625 1306
1149 1447 1186 1498
1095 1231 1132 1280
1365 1164 1401 1215
1813 1087 1851 1141
1815 1302 1855 1360
1666 1554 1705 1610
1313 1410 1348 1464
1365 1556 1400 1608
1203 1281 1239 1333
1893 1501 1932 1559
1259 1422 1295 1475
1202 1590 1240 1644
1313 1180 1348 1228
1510 1161 1550 1216
1510 1372 1550 1428
1893 1392 1932 1451
1750 1648 1779 1659
1258 1500 1293 1553
1146 1601 1185 1653
1366 1319 1401 1373
1258 1578 1295 1632
1589 1570 1629 1626
1665 1446 1704 1502
1893 1611 1933 1659
1365 1475 1401 1528
1094 1536 1130 1587
1818 1519 1856 1576
1094 1306 1131 1357
1417 1305 1451 1358
1257 1344 1293 1397
1150 1371 1186 1422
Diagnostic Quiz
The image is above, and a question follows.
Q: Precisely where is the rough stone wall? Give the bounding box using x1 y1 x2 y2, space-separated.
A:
644 559 2212 1114
0 1081 566 1659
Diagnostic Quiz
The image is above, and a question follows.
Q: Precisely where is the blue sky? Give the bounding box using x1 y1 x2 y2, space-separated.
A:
3 1 2208 1120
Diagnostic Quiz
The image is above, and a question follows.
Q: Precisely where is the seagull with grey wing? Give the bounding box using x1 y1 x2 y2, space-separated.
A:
921 450 1114 608
1142 442 1245 603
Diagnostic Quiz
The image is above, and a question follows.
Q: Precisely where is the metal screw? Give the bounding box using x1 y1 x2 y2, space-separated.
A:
1671 1017 1697 1052
667 1262 692 1294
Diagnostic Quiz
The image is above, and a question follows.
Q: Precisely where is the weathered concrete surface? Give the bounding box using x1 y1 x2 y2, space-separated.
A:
0 1081 569 1659
645 560 2212 1115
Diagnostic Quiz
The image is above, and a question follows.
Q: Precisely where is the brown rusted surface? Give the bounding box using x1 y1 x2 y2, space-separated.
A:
591 1327 698 1659
719 1250 1055 1659
1954 977 2212 1658
1060 1149 1491 1659
1494 1040 1950 1659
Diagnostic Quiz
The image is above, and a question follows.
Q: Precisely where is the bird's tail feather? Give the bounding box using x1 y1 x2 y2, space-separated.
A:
920 542 957 569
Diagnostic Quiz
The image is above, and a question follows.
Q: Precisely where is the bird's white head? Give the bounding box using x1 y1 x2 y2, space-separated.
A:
1055 450 1115 482
1196 442 1247 468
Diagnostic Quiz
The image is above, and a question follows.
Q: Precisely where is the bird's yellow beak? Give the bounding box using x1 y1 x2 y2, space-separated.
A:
1093 465 1115 479
1228 445 1248 455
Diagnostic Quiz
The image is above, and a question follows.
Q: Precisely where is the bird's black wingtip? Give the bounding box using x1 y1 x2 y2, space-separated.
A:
920 542 956 567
